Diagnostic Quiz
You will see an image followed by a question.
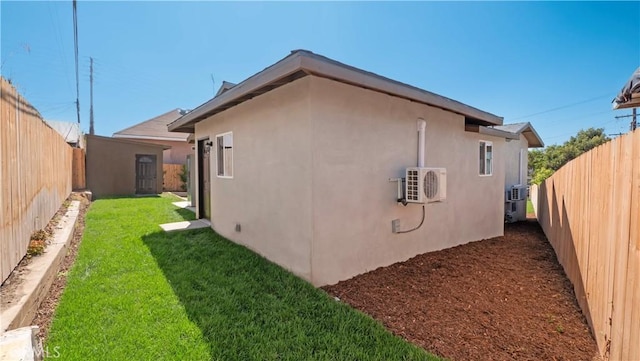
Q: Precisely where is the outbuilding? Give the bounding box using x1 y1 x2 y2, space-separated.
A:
169 50 512 286
86 135 167 198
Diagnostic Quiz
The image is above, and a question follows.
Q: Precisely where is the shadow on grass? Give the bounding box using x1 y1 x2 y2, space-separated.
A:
173 207 196 221
92 194 162 200
142 229 437 361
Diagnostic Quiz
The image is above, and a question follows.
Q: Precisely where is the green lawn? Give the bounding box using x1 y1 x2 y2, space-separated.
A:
527 199 534 214
46 195 440 360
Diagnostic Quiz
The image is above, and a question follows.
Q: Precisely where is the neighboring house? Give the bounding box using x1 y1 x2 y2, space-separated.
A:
45 120 84 148
613 67 640 109
491 122 544 222
215 81 236 97
113 109 193 165
86 135 166 198
169 49 514 286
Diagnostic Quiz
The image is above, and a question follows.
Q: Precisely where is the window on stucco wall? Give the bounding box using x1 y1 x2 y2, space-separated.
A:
479 140 493 176
216 132 233 178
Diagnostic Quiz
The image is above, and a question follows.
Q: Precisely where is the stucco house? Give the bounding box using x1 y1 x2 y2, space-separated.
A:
491 122 544 222
86 135 167 198
169 50 516 286
113 109 193 165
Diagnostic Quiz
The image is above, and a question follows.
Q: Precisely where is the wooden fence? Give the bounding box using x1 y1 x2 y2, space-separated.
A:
1 78 73 284
163 163 185 192
72 147 86 190
531 130 639 360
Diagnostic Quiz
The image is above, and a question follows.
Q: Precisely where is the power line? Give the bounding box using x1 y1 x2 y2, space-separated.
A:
544 117 622 140
47 2 72 94
73 0 80 125
510 93 614 121
540 109 612 125
615 110 637 131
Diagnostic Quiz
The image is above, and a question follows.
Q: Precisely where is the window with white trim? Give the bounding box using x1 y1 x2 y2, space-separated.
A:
216 132 233 178
479 140 493 176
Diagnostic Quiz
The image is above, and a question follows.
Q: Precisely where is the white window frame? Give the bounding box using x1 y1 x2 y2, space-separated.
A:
216 131 233 179
479 140 493 176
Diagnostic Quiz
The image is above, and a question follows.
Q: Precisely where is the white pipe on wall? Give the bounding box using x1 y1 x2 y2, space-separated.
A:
417 118 426 168
518 149 524 185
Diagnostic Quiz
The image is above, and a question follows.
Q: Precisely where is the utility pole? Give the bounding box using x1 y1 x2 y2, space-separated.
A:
210 74 215 97
89 57 95 135
615 112 637 132
73 0 80 125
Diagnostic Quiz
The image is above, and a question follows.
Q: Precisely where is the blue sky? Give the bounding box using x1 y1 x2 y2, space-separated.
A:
2 1 639 145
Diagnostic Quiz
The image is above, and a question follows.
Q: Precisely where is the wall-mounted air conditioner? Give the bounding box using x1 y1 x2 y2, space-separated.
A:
510 185 528 201
405 167 447 204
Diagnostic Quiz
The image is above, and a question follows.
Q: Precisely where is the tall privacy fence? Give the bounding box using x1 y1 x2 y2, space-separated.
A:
531 129 639 360
1 77 73 284
163 163 184 192
72 147 86 190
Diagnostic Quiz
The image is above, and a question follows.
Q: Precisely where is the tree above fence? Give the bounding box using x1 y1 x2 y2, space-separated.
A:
529 127 610 184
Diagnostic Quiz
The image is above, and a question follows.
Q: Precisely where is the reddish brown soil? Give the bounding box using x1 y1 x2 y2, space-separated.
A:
323 220 599 361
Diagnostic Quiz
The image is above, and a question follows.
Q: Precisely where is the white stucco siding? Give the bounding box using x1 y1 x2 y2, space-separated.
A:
195 77 314 280
503 134 530 221
309 76 505 286
504 135 529 188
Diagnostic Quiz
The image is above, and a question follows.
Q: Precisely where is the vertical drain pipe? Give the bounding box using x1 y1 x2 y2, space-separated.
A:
417 118 426 167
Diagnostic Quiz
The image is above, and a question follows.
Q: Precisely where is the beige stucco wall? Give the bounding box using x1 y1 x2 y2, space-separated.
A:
194 77 314 281
86 135 164 198
504 134 529 188
503 134 530 221
194 75 506 286
308 76 505 286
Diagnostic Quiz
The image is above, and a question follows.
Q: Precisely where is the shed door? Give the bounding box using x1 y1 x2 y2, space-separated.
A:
136 154 157 194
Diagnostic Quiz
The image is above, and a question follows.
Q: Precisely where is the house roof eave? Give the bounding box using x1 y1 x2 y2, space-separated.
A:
465 124 520 140
87 134 172 150
112 134 188 142
490 122 544 148
168 52 306 133
168 50 504 133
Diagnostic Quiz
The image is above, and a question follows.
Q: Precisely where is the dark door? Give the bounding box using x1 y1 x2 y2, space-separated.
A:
198 139 211 220
135 154 157 194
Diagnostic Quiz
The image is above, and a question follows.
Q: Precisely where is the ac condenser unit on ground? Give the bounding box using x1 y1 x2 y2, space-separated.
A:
405 167 447 204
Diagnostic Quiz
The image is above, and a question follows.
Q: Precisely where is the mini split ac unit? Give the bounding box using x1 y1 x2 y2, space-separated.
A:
507 185 528 202
405 167 447 204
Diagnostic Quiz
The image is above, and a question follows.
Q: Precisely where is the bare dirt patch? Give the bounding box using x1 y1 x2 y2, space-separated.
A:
323 220 598 361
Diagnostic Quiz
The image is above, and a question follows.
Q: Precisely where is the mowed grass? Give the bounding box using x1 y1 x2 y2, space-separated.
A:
527 198 535 214
46 195 440 361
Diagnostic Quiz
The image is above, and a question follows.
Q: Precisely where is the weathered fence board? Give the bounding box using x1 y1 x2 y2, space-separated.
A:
72 147 86 190
531 130 639 360
163 163 184 192
0 77 72 284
